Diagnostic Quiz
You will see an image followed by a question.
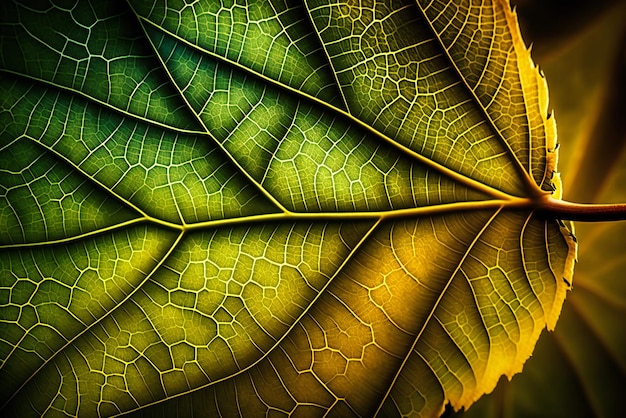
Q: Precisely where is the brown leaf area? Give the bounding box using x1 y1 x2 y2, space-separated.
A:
454 1 626 417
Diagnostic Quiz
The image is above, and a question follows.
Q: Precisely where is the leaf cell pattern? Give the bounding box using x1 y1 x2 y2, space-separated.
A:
0 0 576 417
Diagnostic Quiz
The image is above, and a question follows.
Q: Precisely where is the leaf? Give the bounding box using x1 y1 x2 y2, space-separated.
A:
457 128 626 417
0 1 576 417
455 2 626 416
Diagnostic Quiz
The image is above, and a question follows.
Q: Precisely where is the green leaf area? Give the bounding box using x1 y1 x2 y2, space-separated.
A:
0 1 575 417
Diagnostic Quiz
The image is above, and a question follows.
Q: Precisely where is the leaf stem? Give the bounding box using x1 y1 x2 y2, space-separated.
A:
538 197 626 221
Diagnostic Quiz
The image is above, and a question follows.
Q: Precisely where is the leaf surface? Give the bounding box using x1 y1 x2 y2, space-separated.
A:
456 3 626 416
0 1 576 416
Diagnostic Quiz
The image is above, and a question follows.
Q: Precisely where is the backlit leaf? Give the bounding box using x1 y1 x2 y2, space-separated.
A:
457 3 626 416
0 1 576 417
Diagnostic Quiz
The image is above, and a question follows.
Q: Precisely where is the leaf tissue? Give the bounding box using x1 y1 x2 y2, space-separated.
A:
0 0 579 417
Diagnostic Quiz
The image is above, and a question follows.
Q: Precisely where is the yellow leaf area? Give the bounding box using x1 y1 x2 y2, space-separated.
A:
458 1 626 416
0 1 576 417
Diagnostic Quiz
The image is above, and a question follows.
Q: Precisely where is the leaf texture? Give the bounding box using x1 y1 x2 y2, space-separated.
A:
0 1 576 417
456 3 626 416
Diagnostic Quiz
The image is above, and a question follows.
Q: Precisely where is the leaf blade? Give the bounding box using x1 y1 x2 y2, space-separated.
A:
0 0 577 417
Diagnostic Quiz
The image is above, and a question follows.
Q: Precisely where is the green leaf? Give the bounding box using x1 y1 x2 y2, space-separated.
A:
1 1 576 417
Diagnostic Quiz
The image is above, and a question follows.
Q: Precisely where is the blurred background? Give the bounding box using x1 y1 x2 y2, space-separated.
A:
453 0 626 416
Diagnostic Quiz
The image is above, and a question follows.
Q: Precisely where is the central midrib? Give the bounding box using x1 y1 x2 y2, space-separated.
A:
1 197 543 250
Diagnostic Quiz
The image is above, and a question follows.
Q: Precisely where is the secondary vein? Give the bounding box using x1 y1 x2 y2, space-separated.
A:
137 18 515 202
